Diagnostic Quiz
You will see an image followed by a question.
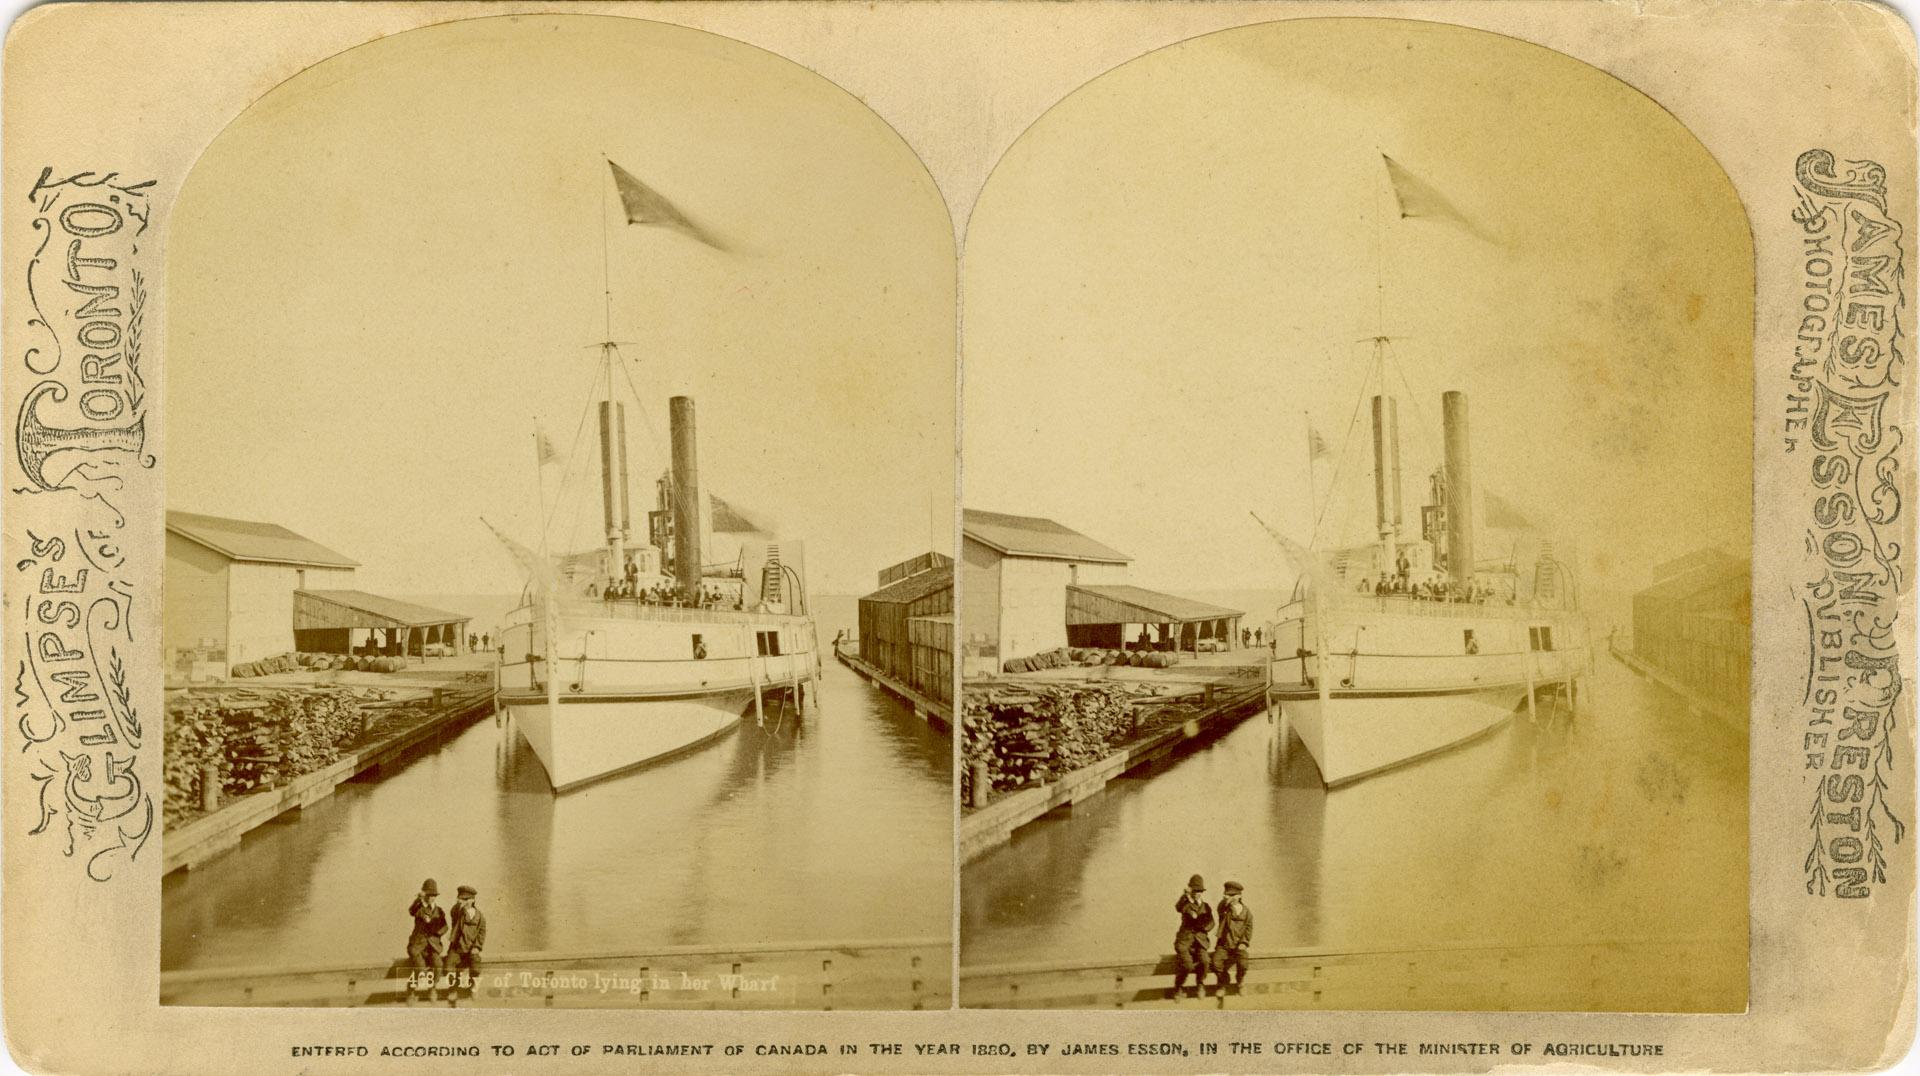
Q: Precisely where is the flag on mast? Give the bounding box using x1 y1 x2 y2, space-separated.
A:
607 160 728 251
1308 427 1332 461
1382 155 1495 243
535 427 561 467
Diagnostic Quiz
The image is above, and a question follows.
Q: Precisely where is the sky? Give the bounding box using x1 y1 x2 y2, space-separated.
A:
962 18 1753 601
166 14 955 597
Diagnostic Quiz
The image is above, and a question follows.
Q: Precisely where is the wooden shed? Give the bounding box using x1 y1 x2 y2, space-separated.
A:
858 556 953 699
293 590 471 657
1631 550 1750 710
1065 584 1242 653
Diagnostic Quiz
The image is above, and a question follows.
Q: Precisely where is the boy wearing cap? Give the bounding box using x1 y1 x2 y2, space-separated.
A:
405 879 448 1001
446 884 487 999
1171 874 1214 999
1213 881 1254 994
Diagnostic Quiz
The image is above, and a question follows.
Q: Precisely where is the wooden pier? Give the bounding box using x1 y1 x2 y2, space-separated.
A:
1607 638 1743 732
160 937 950 1010
163 673 498 875
834 641 951 730
962 934 1744 1011
960 679 1266 862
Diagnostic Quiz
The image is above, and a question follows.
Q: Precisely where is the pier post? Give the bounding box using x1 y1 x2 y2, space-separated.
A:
971 761 991 808
1525 649 1538 725
200 764 220 812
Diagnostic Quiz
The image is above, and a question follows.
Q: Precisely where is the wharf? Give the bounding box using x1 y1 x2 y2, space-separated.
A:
1607 639 1742 733
160 936 950 1009
959 663 1267 863
833 641 951 731
163 656 499 876
961 933 1744 1011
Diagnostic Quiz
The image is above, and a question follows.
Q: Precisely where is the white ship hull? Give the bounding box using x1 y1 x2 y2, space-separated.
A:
500 600 819 791
1275 684 1525 786
504 689 755 791
1268 595 1589 787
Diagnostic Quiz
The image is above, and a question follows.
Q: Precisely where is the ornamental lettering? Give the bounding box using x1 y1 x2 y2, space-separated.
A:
1790 149 1910 899
10 168 157 881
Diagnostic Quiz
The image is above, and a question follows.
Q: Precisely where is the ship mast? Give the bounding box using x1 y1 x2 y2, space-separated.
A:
1368 154 1403 576
594 166 634 584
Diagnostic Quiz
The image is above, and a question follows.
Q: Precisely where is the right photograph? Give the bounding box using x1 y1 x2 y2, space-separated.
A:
958 18 1751 1012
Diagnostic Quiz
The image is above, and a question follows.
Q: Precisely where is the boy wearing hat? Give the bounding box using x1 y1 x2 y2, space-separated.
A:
406 879 448 1001
1171 874 1214 999
446 884 487 999
1213 881 1254 994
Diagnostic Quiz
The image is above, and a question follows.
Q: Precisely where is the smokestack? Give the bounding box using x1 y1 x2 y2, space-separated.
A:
670 396 702 596
1443 390 1474 586
616 403 632 540
1371 395 1389 533
1371 395 1400 565
1388 398 1403 529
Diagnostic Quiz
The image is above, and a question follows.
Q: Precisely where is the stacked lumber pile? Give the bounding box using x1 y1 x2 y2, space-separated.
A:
961 682 1137 804
162 685 406 828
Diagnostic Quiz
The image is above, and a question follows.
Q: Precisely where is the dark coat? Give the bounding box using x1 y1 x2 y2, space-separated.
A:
1174 891 1214 936
448 901 487 955
408 895 448 954
1215 896 1253 949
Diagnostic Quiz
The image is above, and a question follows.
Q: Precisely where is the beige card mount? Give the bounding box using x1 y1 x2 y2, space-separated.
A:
1 2 1914 1073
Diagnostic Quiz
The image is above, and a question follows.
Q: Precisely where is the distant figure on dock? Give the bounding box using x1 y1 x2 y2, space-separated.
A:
446 884 486 998
1212 881 1253 994
1170 874 1214 999
406 878 448 1000
482 632 490 651
1241 628 1250 648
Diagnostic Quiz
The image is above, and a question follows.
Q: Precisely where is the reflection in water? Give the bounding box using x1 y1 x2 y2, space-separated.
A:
961 653 1747 989
162 644 950 971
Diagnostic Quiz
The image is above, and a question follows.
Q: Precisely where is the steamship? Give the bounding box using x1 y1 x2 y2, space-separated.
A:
494 162 818 791
1266 348 1590 787
497 390 820 791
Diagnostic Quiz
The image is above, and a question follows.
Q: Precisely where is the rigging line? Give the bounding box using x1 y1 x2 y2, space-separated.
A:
1313 346 1377 544
612 344 669 463
1384 339 1442 464
544 354 605 535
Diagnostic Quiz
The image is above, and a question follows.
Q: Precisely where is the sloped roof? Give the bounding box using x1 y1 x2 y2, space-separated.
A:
1068 584 1241 624
962 509 1131 564
295 590 468 627
1651 548 1742 581
1640 554 1749 604
167 510 359 568
861 564 953 605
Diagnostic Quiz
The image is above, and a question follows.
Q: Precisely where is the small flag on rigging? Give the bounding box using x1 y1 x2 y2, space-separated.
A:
1308 427 1333 461
607 159 728 252
535 428 560 466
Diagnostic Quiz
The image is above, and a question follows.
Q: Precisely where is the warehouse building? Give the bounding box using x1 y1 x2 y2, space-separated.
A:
1631 549 1750 711
962 509 1239 673
1065 584 1242 653
857 551 953 706
165 511 360 672
293 590 471 659
165 510 469 676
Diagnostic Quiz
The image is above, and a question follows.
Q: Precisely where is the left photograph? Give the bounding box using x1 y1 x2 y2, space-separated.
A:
158 15 955 1009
